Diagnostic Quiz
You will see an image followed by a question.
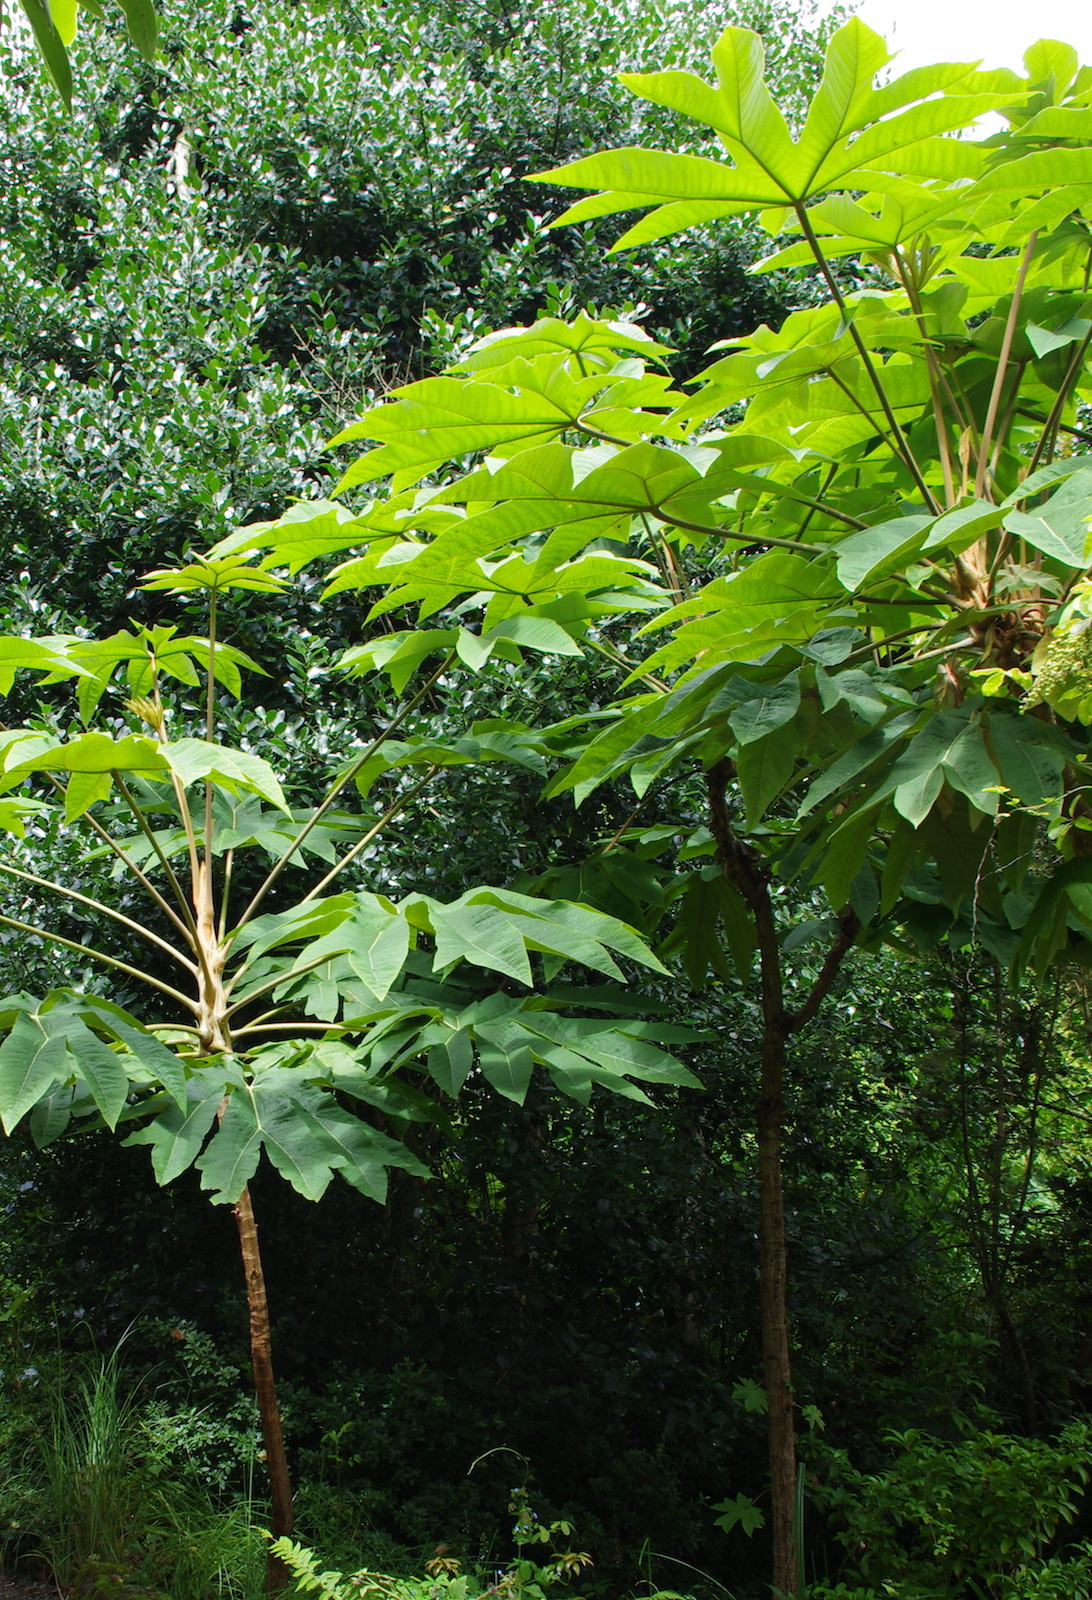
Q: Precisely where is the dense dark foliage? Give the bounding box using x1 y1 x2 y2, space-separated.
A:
3 949 1091 1594
0 0 818 642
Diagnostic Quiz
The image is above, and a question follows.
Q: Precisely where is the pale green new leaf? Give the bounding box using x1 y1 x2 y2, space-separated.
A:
209 499 379 573
37 731 167 778
452 312 673 373
0 637 88 694
330 358 624 492
164 739 288 813
142 556 288 595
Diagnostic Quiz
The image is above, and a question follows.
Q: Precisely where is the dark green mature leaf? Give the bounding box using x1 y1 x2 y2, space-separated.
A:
738 721 796 826
658 870 755 986
291 1096 429 1202
477 1037 536 1103
28 1085 76 1148
124 1078 226 1185
713 1494 766 1537
195 1087 264 1203
60 1018 130 1129
727 672 801 746
428 902 535 985
835 516 933 591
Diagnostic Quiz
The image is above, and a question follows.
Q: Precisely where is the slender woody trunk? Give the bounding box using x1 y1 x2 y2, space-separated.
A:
758 1018 796 1594
234 1184 295 1591
707 763 858 1599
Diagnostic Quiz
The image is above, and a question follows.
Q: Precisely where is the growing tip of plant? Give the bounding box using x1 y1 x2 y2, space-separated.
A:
141 554 289 595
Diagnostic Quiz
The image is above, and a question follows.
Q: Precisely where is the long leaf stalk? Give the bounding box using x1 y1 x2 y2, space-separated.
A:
0 912 198 1011
42 771 194 943
112 773 199 940
793 204 940 514
303 763 442 900
111 772 221 1007
237 651 456 929
975 232 1038 499
204 586 218 875
0 859 196 973
224 950 349 1018
655 507 828 554
896 256 968 502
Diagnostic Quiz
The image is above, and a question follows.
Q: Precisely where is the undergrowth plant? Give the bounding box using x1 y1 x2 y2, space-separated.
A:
16 1342 266 1600
812 1422 1092 1599
40 1343 144 1593
271 1491 633 1600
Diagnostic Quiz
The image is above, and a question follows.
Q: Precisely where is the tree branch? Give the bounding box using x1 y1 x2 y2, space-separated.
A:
785 909 860 1034
706 759 786 1035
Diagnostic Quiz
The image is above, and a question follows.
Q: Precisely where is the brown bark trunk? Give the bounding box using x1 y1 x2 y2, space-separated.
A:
758 1021 796 1598
706 763 859 1599
706 765 797 1595
234 1184 294 1593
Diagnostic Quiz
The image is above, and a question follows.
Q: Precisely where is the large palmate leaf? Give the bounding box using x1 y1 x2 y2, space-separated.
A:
190 1070 424 1205
323 318 689 499
400 886 670 986
0 991 191 1136
163 739 289 813
325 435 803 623
334 978 702 1109
535 20 1019 247
71 626 263 721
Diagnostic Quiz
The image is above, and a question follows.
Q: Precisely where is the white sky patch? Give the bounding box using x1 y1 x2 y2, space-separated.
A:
830 0 1092 76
